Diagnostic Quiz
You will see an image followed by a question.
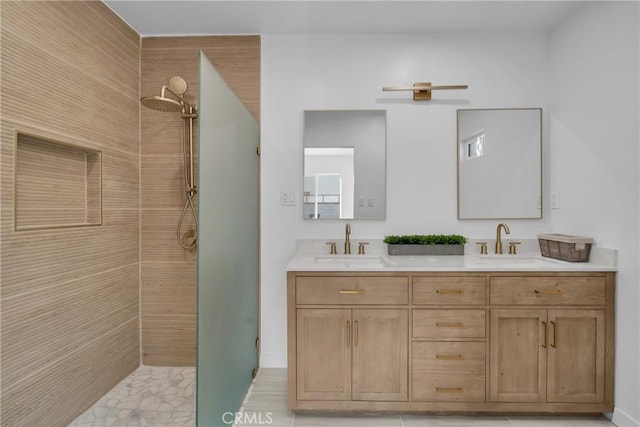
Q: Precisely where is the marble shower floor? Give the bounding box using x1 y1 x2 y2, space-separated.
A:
69 366 195 426
70 367 615 427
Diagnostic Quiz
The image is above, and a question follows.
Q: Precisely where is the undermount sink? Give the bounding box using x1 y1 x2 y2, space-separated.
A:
314 255 384 267
314 255 384 268
468 254 561 267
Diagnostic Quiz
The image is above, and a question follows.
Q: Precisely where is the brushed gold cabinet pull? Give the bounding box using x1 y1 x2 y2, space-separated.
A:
436 354 464 360
436 289 464 295
542 321 548 348
346 320 351 347
550 320 557 348
436 322 464 328
436 387 464 394
534 289 564 295
339 289 365 295
355 320 359 346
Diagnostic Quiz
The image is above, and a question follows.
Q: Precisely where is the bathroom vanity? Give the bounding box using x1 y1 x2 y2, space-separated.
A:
286 244 615 414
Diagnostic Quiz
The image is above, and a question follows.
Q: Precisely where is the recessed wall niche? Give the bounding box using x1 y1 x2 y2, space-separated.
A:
15 132 102 230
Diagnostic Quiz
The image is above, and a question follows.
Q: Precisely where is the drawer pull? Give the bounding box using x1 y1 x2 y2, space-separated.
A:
339 289 365 295
436 322 464 328
436 387 464 394
436 354 464 360
436 289 464 295
534 289 564 295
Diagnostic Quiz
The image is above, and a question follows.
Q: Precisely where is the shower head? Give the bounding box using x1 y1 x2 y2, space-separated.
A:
140 95 183 113
168 76 188 96
141 76 196 115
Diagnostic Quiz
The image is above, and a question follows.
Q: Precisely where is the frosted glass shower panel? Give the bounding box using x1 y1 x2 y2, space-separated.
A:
197 53 259 426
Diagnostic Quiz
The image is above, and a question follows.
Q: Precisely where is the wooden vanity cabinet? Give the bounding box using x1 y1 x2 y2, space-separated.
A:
296 307 408 402
490 276 607 404
287 271 615 414
293 275 409 403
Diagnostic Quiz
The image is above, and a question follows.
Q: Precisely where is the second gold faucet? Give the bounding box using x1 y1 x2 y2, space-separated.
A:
344 223 351 254
495 223 510 254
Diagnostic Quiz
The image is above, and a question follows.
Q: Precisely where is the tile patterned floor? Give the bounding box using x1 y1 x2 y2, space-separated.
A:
70 367 615 427
237 369 616 427
68 366 195 426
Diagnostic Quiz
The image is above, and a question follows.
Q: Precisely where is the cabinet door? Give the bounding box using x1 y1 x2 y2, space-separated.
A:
547 309 605 403
490 309 547 402
352 309 408 401
296 309 351 400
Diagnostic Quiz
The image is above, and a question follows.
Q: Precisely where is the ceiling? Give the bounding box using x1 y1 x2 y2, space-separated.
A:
104 1 583 37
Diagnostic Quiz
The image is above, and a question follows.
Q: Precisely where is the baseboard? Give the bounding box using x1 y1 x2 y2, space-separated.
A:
259 353 286 368
613 407 640 427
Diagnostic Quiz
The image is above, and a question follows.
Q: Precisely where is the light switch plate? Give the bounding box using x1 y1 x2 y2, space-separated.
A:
550 192 560 209
280 191 296 206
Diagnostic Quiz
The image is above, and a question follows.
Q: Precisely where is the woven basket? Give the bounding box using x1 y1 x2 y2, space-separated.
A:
538 234 593 262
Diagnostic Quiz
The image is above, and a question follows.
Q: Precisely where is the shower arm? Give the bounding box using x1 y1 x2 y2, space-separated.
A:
160 85 194 111
159 84 195 192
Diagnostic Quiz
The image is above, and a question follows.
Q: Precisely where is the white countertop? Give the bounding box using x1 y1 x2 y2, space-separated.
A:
286 239 617 272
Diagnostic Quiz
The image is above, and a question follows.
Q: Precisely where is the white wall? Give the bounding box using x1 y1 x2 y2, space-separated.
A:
261 31 549 368
261 15 639 422
547 2 640 425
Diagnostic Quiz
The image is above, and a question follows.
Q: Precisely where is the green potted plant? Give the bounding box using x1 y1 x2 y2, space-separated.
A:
383 234 467 255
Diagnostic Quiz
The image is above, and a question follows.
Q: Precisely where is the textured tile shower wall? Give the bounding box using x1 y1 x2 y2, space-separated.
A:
0 2 141 425
140 36 260 366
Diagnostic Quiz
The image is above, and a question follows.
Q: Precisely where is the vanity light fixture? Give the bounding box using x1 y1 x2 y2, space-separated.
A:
382 82 468 101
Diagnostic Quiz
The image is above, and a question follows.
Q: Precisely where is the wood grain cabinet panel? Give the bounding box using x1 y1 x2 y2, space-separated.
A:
490 276 605 305
547 309 605 403
352 309 408 401
413 310 485 338
296 309 351 401
413 276 485 305
490 309 606 404
296 276 409 305
490 309 547 402
296 308 408 402
412 342 485 402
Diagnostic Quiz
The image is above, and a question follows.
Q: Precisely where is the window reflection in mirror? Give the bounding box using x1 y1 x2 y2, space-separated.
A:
303 110 386 220
457 108 542 219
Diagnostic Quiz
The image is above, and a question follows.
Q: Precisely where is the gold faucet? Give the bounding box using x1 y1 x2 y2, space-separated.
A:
495 223 511 254
344 223 351 254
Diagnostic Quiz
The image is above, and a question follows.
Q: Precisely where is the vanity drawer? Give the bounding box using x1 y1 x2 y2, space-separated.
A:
490 276 606 306
412 342 486 402
413 276 485 305
412 310 485 338
296 276 409 305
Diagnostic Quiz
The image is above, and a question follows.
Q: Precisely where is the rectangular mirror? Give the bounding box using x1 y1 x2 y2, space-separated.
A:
457 108 542 219
303 110 386 220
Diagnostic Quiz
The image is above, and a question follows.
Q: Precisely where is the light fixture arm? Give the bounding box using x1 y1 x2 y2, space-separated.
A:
382 82 468 101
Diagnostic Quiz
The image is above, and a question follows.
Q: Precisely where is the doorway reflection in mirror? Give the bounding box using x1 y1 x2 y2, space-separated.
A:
304 147 354 219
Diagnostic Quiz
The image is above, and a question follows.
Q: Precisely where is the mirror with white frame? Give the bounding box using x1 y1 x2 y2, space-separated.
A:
303 110 386 220
457 108 542 219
